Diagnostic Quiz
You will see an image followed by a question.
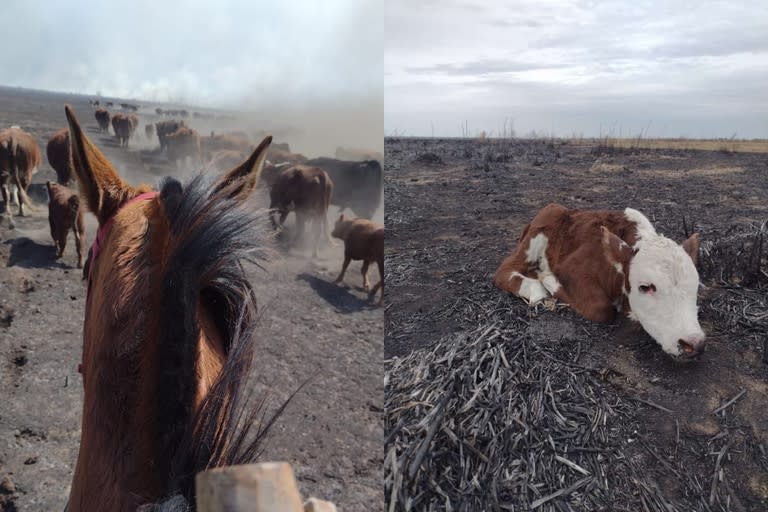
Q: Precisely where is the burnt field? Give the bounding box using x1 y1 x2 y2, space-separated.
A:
384 137 768 511
0 87 383 511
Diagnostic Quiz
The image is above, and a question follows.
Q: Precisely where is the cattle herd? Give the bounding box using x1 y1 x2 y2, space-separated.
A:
0 102 385 306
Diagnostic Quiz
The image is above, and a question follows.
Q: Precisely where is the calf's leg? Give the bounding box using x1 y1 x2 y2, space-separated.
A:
335 254 352 284
49 215 60 255
494 233 549 304
368 257 384 305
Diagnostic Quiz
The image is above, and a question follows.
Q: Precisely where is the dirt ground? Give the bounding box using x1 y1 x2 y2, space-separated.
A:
384 136 768 510
0 87 383 511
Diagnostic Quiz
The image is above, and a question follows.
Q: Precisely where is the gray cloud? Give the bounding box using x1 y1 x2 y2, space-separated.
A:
406 59 565 76
386 0 768 138
1 1 382 110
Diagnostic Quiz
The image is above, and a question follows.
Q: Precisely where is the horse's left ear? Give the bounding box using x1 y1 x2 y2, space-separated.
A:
213 135 272 202
681 232 700 265
65 105 136 225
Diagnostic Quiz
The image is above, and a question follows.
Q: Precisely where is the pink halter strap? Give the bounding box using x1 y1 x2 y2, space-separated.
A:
88 191 159 280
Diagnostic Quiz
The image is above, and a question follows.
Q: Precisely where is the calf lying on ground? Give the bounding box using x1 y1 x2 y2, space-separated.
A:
494 203 704 359
47 181 85 268
332 214 384 305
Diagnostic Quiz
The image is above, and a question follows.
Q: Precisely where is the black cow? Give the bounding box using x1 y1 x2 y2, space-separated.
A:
304 157 382 219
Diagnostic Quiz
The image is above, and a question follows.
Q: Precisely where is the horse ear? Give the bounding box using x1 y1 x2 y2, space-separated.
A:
601 226 634 266
65 105 133 224
213 135 272 201
681 232 700 265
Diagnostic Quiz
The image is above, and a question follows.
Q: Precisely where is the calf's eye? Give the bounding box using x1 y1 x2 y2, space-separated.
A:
639 284 656 294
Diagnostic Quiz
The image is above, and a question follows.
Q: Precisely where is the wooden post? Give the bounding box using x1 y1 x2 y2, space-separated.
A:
196 462 303 512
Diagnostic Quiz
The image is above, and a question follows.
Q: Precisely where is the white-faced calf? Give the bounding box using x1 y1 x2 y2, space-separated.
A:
494 203 704 359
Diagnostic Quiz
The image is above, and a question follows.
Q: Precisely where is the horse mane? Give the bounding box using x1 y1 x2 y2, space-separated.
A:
141 174 290 510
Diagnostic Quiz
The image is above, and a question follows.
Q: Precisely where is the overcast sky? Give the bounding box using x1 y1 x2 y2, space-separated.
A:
386 0 768 138
1 1 381 111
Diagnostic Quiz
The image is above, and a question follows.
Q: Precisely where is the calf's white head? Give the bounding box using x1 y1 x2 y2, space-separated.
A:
602 223 705 359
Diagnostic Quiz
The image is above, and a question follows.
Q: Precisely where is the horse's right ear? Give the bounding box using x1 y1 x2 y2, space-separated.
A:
213 135 272 202
65 105 133 225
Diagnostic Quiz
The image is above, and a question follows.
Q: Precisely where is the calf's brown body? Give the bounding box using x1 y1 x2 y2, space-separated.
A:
332 215 385 305
47 181 85 268
494 203 639 323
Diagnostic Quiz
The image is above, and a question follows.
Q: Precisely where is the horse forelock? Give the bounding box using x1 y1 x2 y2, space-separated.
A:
149 174 275 506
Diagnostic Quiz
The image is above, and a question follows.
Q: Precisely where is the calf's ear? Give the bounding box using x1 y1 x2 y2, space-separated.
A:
601 226 634 266
681 233 700 265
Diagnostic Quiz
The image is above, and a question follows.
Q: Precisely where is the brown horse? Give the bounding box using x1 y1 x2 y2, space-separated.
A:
63 105 280 511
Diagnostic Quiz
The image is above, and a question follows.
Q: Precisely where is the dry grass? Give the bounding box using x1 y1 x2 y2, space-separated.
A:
579 137 768 154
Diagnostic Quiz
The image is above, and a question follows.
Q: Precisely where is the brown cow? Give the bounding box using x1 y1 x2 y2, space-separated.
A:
155 119 184 151
271 142 291 152
145 123 155 139
0 126 40 227
201 132 252 162
494 203 704 359
207 149 247 172
46 128 73 185
261 161 294 187
46 181 85 268
335 146 384 162
305 157 382 219
269 165 333 257
111 113 132 147
332 214 384 305
94 108 110 132
165 126 201 167
127 114 139 137
265 148 307 167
